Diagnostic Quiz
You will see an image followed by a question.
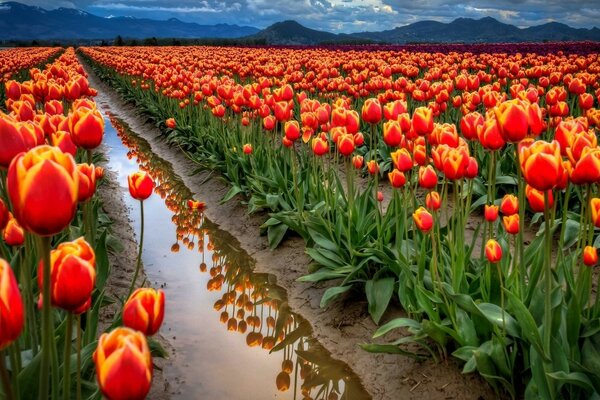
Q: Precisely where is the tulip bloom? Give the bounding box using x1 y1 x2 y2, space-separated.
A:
284 120 300 142
391 148 413 172
311 137 328 156
352 155 364 169
7 145 79 236
123 288 165 336
500 194 518 216
3 216 24 246
494 100 529 143
425 191 441 211
0 199 8 231
94 327 152 400
525 185 553 213
0 258 24 350
128 171 154 201
165 118 176 129
367 160 379 175
70 107 105 150
412 107 433 136
336 134 355 156
519 140 565 191
77 163 97 203
477 118 506 151
460 112 484 141
413 207 433 233
38 237 96 313
383 120 402 147
503 214 520 235
242 143 253 155
361 98 382 124
484 204 499 222
590 198 600 228
388 169 406 188
583 246 598 267
0 116 36 168
418 165 437 189
485 239 503 263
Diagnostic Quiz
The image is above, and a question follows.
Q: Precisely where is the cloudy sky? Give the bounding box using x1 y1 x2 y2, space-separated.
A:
15 0 600 32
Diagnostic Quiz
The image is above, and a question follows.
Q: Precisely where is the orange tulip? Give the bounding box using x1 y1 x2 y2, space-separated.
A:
413 207 433 233
494 100 529 142
94 327 152 400
525 185 553 213
519 139 565 191
165 118 176 129
460 112 484 141
187 199 206 210
391 148 412 172
352 155 364 169
7 145 79 236
382 120 402 147
412 107 433 136
503 214 520 235
0 115 36 168
569 147 600 185
367 160 379 175
388 169 406 188
336 134 354 156
38 237 96 313
484 204 499 222
70 107 104 150
418 165 438 189
0 258 24 350
485 239 503 263
284 120 300 141
3 216 24 246
263 115 276 131
583 246 598 266
311 137 328 156
500 194 518 216
425 191 441 211
52 130 78 157
77 163 96 203
128 171 154 201
590 198 600 228
361 98 382 124
477 118 506 151
123 288 165 336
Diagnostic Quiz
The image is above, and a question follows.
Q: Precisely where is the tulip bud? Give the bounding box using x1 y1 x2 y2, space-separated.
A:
484 204 499 222
38 237 96 313
123 288 165 336
242 143 253 155
94 327 152 400
388 169 406 188
3 217 24 247
352 155 364 169
77 163 96 203
500 194 518 216
367 160 379 175
583 246 598 267
425 191 441 211
0 258 24 350
413 206 433 233
485 239 503 263
165 118 176 129
128 171 154 201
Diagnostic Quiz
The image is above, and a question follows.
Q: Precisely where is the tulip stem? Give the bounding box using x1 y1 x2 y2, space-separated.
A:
128 200 145 298
0 350 14 400
543 191 553 356
75 315 82 400
37 235 53 400
63 313 72 400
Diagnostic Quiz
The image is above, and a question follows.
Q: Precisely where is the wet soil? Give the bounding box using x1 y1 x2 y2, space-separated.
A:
83 58 498 400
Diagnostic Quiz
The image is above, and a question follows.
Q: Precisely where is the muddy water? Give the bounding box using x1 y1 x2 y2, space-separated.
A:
102 112 370 400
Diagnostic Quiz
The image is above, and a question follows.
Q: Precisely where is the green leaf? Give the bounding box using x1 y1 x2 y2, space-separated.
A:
478 302 520 338
148 337 169 358
360 343 425 359
320 285 352 308
373 318 421 338
365 277 395 324
220 185 243 203
506 289 549 362
267 223 288 249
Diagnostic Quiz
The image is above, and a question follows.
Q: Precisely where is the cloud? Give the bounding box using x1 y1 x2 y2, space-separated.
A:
8 0 599 31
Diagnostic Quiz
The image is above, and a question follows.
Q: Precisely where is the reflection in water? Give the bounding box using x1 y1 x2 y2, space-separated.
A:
108 113 370 400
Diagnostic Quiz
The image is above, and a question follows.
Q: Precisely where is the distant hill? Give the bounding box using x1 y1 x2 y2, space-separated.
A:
351 16 600 44
0 2 259 40
0 2 598 44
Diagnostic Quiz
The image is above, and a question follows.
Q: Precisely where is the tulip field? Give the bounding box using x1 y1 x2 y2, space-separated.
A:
77 43 600 399
1 41 600 400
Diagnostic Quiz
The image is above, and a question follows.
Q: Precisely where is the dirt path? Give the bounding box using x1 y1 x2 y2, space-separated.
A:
84 59 498 400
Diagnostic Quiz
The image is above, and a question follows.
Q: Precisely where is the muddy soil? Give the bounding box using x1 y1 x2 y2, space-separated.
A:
83 59 498 400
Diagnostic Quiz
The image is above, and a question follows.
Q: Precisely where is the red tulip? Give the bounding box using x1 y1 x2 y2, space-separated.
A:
388 169 406 188
242 143 253 155
425 191 441 211
500 194 518 216
123 288 165 336
128 171 154 201
485 239 503 263
583 246 598 266
418 165 437 189
94 327 152 400
361 98 382 124
484 204 499 222
70 107 104 150
413 207 433 233
0 258 24 350
3 216 24 246
503 214 520 235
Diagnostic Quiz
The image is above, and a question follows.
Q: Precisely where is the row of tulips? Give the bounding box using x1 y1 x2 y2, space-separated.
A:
0 48 166 400
82 45 600 399
111 113 365 398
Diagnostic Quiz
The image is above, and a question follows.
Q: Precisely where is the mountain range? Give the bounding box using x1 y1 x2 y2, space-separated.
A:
1 1 599 44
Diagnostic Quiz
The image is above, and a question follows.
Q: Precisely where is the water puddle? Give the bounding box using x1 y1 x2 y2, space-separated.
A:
102 111 371 400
